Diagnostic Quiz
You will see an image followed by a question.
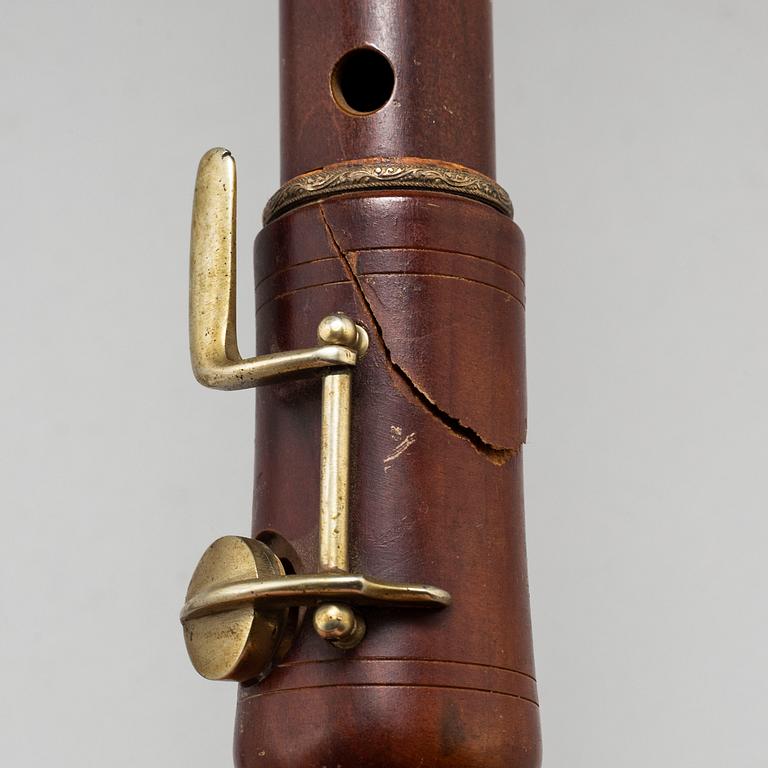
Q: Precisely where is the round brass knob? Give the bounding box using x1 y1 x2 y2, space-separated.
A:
313 603 366 649
181 536 294 682
317 312 369 358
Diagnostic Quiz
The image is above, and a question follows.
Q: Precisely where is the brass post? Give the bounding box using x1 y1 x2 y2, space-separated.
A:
319 370 352 573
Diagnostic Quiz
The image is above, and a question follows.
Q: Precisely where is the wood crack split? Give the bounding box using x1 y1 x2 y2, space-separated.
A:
318 203 517 466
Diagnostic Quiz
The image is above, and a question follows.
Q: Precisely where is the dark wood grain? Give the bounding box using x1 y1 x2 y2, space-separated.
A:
237 193 541 767
234 2 541 764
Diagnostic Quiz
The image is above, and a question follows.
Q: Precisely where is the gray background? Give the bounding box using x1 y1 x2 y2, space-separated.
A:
1 1 766 765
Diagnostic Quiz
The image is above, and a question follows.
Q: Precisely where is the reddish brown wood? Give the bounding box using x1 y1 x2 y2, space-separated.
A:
280 0 496 181
235 2 541 765
238 193 540 767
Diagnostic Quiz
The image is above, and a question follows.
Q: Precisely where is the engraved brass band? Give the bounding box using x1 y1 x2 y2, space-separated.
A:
263 158 513 224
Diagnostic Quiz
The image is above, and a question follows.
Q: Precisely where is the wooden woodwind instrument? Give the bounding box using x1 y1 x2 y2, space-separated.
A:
180 2 542 765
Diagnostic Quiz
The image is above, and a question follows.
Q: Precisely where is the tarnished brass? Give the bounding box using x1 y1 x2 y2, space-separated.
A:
263 157 514 224
182 536 293 682
190 148 360 390
319 371 352 573
182 147 450 683
312 604 366 650
315 315 363 646
181 572 451 622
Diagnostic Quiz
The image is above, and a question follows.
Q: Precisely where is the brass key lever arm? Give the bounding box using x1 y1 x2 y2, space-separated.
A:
190 148 359 390
181 573 452 622
182 148 447 680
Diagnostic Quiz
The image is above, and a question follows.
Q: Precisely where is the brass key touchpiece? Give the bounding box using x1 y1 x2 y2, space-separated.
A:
181 149 450 683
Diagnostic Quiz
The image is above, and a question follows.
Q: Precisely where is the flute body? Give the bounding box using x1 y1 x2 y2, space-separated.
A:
182 3 542 766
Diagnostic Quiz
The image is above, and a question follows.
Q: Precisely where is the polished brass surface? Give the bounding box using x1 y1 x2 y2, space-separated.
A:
181 571 452 622
315 314 362 642
313 603 367 650
190 148 360 390
319 371 352 573
263 157 513 224
315 312 367 573
317 313 365 350
181 536 293 682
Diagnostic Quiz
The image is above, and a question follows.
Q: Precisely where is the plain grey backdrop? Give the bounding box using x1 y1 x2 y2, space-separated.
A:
1 1 766 765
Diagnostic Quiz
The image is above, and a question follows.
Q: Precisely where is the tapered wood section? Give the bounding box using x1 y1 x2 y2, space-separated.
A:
235 1 541 764
237 193 540 767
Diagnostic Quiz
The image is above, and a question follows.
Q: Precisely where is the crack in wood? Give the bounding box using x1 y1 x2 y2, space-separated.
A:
318 204 518 465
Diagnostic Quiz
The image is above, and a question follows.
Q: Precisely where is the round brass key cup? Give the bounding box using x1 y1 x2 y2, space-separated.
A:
182 536 294 683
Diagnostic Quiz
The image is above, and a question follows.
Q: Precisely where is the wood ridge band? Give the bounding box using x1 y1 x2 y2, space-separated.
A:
263 157 513 224
239 657 538 706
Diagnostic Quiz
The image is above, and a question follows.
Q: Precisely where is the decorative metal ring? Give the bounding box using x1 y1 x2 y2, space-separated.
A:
263 158 513 224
